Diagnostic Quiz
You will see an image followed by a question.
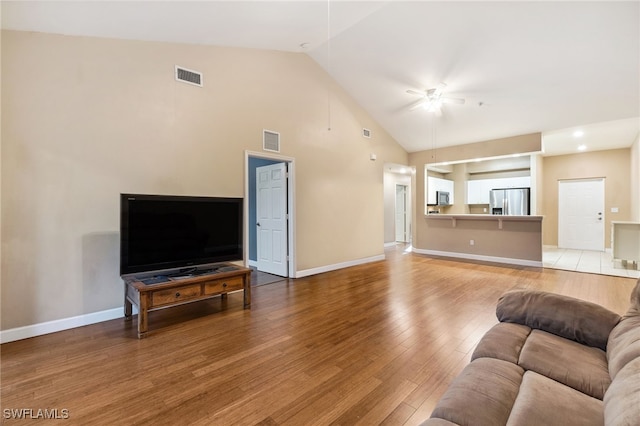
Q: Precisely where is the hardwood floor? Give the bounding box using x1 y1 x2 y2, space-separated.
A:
2 246 636 425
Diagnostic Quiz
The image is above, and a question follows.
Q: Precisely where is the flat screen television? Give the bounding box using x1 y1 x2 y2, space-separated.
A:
120 194 243 276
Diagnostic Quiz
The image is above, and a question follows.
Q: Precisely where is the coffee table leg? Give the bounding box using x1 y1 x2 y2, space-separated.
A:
244 275 251 308
138 293 149 338
124 282 133 320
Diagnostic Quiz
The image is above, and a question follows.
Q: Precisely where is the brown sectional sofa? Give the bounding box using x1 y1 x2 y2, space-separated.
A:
422 279 640 426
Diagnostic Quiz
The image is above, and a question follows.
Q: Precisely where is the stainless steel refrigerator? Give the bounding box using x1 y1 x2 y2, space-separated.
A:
489 188 530 215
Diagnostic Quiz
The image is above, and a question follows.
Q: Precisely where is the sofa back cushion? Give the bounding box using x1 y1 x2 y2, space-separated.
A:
603 358 640 426
496 290 620 351
607 278 640 380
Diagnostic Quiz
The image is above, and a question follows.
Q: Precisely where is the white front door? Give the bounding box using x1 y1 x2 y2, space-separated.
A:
558 178 605 251
395 184 408 242
256 162 288 276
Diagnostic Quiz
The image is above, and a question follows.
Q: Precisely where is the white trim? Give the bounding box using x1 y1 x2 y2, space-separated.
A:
247 259 258 268
295 254 385 278
0 307 138 344
412 248 543 268
384 242 398 247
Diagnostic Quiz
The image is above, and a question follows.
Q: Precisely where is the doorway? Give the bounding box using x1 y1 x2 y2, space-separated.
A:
395 184 410 242
245 152 296 278
384 164 413 246
558 178 605 251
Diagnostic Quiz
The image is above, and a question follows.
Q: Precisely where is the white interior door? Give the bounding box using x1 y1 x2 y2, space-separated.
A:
395 184 408 242
558 178 605 251
256 163 288 276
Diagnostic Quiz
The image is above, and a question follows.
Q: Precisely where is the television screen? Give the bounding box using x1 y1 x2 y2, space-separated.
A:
120 194 243 275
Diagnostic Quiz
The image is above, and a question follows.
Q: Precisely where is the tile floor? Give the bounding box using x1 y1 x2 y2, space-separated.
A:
543 246 640 278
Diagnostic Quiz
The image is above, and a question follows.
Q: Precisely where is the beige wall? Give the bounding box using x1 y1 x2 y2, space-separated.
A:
1 30 407 330
631 134 640 221
541 149 631 247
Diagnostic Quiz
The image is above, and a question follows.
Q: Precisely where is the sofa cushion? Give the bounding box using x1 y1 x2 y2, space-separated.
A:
506 371 603 426
607 315 640 380
496 290 620 350
603 358 640 426
471 322 531 363
419 419 459 426
607 279 640 380
429 358 524 426
519 329 610 399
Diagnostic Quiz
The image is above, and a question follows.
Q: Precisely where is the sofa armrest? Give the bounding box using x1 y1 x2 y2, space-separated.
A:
496 290 620 351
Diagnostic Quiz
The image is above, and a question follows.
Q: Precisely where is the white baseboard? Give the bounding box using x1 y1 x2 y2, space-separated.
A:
413 248 543 268
247 259 258 268
295 254 386 278
0 306 138 344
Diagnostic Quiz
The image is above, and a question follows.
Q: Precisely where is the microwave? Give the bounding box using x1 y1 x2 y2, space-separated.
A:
436 191 450 206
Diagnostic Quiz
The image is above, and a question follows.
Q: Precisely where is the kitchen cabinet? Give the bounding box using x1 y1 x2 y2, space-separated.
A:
466 176 531 204
466 180 493 204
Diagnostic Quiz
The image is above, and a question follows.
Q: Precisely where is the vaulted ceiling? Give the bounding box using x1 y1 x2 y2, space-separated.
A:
2 1 639 155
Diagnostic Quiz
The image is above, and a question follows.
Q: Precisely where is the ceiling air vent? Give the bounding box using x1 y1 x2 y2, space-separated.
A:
175 66 203 87
363 128 372 138
263 130 280 152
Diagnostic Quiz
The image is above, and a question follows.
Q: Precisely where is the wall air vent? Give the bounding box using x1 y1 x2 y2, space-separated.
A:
175 66 203 87
263 130 280 152
363 128 372 138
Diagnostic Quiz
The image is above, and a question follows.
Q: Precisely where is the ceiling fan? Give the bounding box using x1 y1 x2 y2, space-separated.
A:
407 83 465 116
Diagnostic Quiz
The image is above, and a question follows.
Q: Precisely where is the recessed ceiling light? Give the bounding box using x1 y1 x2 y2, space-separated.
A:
573 130 584 138
578 144 587 151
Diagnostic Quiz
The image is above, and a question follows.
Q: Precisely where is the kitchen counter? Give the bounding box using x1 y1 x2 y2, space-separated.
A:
425 214 543 229
415 214 544 267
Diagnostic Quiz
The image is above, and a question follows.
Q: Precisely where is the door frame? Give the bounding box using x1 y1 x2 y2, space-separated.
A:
245 150 296 278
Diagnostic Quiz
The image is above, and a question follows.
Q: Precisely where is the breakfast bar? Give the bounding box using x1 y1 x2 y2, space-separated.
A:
416 214 544 267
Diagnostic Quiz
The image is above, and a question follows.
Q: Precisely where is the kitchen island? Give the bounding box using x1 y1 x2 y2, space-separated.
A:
414 214 543 267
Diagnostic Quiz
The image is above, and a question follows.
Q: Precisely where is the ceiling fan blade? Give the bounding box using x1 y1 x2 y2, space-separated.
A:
442 97 465 105
432 83 447 97
409 100 427 110
406 89 426 97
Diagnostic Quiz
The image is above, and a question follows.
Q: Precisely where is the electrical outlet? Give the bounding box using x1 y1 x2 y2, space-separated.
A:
470 239 475 246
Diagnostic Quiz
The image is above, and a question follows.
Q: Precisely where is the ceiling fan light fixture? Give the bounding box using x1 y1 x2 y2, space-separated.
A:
408 83 464 114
